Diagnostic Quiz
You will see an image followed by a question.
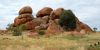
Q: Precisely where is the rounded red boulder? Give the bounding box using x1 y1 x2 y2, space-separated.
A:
19 6 33 15
36 7 53 17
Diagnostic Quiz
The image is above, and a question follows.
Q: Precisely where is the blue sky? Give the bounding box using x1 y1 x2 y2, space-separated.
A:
0 0 100 31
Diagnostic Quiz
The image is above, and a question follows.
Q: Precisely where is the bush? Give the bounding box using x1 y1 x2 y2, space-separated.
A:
59 10 76 31
12 27 22 36
38 30 45 35
93 27 97 32
18 24 26 31
6 23 14 31
6 24 26 36
7 23 27 31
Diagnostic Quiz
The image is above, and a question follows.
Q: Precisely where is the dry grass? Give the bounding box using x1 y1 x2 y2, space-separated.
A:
0 32 100 50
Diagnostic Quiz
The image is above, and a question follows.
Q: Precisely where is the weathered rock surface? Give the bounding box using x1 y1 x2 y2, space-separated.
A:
19 6 32 15
76 21 93 32
25 21 35 30
42 16 49 24
13 14 34 27
50 8 64 20
74 17 93 33
25 17 49 30
46 20 63 35
36 7 53 17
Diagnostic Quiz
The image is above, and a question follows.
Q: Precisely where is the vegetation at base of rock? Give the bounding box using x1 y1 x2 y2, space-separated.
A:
59 10 76 31
38 30 45 35
6 23 14 31
93 27 97 32
7 24 26 31
18 24 27 31
12 27 22 36
6 23 27 36
0 32 100 50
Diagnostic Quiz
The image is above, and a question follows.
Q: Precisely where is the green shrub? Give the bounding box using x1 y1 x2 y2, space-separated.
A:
93 27 97 32
38 30 45 35
12 26 22 36
6 24 26 36
6 23 14 31
18 24 26 31
7 23 26 31
59 10 76 31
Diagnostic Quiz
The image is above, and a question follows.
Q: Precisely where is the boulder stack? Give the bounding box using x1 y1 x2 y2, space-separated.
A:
13 6 34 27
13 6 93 36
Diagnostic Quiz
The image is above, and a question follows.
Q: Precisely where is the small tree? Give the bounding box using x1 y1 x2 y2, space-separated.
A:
38 30 45 35
18 24 26 31
12 27 22 36
59 10 76 31
6 23 14 31
93 27 97 32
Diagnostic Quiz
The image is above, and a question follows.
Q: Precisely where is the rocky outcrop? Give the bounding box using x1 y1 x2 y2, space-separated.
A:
36 7 53 17
13 6 93 36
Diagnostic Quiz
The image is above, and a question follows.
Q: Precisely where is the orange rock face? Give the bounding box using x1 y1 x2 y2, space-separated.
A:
25 21 35 30
42 16 49 24
19 6 32 15
75 18 93 32
50 8 64 20
25 18 45 30
13 14 34 27
77 22 93 32
36 7 53 17
46 20 63 35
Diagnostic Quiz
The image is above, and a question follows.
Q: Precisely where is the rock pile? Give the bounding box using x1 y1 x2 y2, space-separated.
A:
13 6 93 36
